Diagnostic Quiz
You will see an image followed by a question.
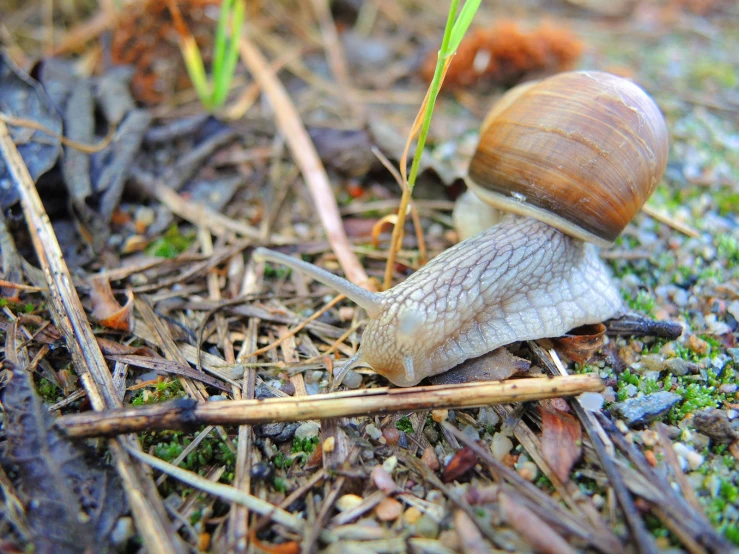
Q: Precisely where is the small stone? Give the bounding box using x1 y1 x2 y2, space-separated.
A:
432 409 448 423
422 446 440 471
578 392 605 411
518 461 538 481
666 358 701 376
371 465 397 494
416 515 440 539
382 426 401 445
478 407 499 427
404 506 422 524
308 370 324 384
342 370 363 389
693 410 739 444
383 456 398 474
491 432 513 460
602 386 617 403
365 424 382 440
641 430 659 447
295 421 320 439
305 383 320 395
727 348 739 364
336 494 363 512
591 494 605 509
688 335 710 355
111 517 134 545
609 392 681 427
639 354 666 372
338 306 355 321
323 437 335 453
375 497 402 521
462 424 480 441
249 462 275 482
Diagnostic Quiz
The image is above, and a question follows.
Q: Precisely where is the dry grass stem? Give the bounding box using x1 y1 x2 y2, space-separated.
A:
0 120 181 554
239 36 369 286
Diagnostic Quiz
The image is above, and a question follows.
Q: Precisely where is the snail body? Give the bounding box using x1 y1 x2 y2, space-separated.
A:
254 71 669 387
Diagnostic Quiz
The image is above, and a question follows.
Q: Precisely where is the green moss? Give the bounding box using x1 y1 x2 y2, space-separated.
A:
146 225 195 258
624 290 657 317
131 379 185 406
396 416 414 433
273 477 287 493
669 381 724 422
291 436 319 455
37 378 59 402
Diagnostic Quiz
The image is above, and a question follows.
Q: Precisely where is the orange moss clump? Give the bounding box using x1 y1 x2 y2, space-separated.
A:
421 21 583 88
111 0 220 105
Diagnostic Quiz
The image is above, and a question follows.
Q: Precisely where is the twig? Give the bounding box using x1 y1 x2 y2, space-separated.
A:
605 314 684 339
55 375 603 438
239 36 369 286
0 120 182 554
641 204 699 238
125 447 334 542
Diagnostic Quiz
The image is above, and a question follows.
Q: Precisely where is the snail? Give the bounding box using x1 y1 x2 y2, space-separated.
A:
253 71 669 387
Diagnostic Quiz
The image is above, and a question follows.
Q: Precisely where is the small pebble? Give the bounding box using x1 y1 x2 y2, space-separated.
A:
641 430 659 447
462 424 480 441
323 437 335 453
688 335 710 355
382 427 401 445
416 515 440 539
666 357 701 376
578 392 604 411
639 354 666 372
404 507 422 524
491 432 513 460
371 465 397 494
432 409 448 423
518 461 538 481
591 494 605 509
383 456 399 474
375 497 402 521
421 446 440 471
365 424 382 440
686 450 704 470
609 392 681 427
295 421 320 439
342 370 363 389
336 494 363 512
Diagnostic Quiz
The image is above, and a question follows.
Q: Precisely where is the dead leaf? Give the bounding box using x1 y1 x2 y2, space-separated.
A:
1 361 126 553
550 323 606 364
540 405 582 483
442 446 478 483
90 278 133 331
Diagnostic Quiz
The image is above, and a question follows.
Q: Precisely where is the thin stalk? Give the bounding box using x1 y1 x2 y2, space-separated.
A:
382 0 463 289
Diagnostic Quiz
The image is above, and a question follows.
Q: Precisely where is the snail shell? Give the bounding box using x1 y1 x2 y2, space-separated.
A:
466 70 669 247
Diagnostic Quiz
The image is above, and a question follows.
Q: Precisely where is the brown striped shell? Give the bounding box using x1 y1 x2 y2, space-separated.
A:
466 71 669 246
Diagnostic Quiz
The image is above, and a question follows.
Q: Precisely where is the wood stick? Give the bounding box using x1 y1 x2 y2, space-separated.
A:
0 120 182 554
55 374 603 439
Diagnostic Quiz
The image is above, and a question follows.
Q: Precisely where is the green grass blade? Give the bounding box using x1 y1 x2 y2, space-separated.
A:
212 0 245 107
448 0 481 54
212 0 233 87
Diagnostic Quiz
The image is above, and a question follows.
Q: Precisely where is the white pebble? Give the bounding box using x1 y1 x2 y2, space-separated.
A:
491 432 513 460
686 450 704 470
578 392 605 412
365 424 382 440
